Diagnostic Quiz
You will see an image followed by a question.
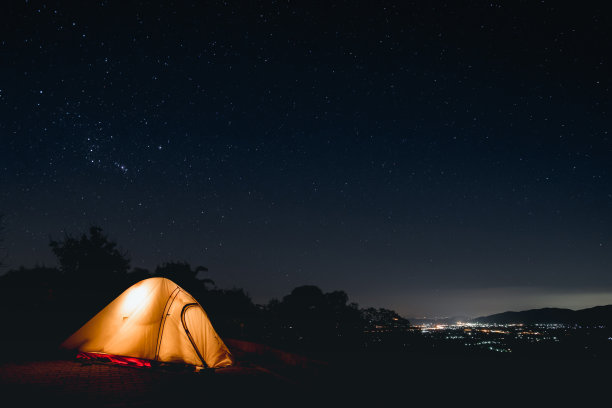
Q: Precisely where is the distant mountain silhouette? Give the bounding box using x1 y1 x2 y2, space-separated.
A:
473 305 612 325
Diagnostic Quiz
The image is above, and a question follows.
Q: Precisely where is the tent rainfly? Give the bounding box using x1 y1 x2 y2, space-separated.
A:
61 277 233 369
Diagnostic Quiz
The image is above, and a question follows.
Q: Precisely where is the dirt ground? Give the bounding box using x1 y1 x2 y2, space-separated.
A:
1 344 610 407
0 357 301 407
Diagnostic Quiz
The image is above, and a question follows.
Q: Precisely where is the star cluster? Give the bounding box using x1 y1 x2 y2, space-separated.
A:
1 1 612 317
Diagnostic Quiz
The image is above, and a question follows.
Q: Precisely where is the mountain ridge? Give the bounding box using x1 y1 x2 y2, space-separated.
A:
473 304 612 325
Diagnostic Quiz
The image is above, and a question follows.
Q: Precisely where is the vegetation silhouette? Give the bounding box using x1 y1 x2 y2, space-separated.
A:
263 285 364 353
154 261 213 296
49 226 130 288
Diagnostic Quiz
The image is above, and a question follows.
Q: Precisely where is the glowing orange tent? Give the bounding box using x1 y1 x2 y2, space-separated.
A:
61 277 233 369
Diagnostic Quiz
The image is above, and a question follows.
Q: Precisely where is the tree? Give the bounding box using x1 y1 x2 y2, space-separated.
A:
361 307 410 330
126 267 152 285
267 285 365 351
49 226 130 285
154 261 213 295
202 287 259 339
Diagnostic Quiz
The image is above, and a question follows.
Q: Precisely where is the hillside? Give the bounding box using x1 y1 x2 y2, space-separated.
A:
473 305 612 325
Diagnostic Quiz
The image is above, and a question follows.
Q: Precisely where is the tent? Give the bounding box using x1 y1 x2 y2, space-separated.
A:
61 277 233 369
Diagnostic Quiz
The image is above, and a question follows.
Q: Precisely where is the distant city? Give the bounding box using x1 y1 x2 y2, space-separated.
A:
365 319 612 359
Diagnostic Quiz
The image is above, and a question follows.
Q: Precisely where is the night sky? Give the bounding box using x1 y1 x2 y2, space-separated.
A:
2 1 612 318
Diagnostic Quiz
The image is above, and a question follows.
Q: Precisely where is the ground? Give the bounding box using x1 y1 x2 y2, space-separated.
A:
0 339 308 407
0 358 296 407
0 343 610 407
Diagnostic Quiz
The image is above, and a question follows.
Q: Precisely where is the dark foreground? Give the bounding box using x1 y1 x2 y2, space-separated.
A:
0 341 609 407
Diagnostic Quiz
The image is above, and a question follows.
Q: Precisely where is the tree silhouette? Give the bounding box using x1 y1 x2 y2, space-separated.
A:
0 265 61 306
361 307 410 330
154 261 213 295
49 226 130 287
202 287 260 339
267 285 365 351
126 267 152 285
